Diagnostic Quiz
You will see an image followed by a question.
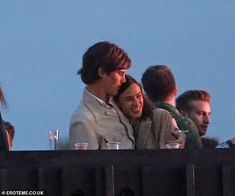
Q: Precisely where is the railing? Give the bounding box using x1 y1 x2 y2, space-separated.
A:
0 149 235 196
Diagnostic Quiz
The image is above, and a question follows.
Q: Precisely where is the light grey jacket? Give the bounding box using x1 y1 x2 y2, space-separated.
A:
136 108 179 149
69 89 135 149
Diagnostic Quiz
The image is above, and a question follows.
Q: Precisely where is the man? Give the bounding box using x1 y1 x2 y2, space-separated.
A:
216 137 235 148
0 86 9 151
176 90 211 136
4 121 15 150
142 65 202 149
69 41 134 149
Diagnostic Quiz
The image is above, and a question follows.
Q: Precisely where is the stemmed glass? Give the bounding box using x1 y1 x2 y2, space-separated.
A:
49 129 59 150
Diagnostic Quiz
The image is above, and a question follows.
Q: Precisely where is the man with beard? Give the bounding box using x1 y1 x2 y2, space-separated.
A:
176 90 211 137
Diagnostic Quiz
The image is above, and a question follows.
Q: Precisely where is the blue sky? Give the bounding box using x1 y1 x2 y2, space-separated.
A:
1 1 235 150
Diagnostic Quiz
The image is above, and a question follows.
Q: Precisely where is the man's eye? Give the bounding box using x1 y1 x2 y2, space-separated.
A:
197 112 204 116
118 71 125 76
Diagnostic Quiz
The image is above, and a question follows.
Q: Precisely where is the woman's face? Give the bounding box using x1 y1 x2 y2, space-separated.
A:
118 83 144 122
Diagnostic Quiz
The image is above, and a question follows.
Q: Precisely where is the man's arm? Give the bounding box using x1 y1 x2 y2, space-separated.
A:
69 119 99 150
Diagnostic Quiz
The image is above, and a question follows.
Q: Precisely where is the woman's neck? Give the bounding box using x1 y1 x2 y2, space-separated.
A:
130 118 141 126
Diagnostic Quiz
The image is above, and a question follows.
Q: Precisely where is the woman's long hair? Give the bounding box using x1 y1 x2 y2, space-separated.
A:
114 75 152 120
0 86 7 108
0 86 9 150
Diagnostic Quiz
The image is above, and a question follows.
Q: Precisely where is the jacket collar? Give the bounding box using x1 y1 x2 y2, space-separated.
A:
82 89 135 142
155 102 180 118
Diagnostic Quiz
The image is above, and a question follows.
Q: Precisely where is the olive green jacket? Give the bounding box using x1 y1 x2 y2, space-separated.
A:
156 102 202 149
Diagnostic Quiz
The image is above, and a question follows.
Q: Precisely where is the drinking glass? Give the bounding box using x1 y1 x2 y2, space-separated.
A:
106 142 120 150
74 142 88 150
165 142 180 149
49 129 59 150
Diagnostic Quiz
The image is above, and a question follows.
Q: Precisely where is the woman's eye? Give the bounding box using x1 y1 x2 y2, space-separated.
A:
125 97 133 102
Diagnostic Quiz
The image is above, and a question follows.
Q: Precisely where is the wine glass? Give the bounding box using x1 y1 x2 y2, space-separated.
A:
48 129 59 150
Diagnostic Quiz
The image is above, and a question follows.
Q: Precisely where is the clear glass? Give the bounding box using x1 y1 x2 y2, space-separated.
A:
49 129 59 150
74 142 88 150
165 142 180 149
106 142 120 150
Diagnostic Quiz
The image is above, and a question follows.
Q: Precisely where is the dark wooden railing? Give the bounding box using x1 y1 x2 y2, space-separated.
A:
0 149 235 196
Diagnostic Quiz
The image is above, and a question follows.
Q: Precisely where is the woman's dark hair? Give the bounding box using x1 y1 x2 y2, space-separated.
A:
0 86 7 108
78 41 131 84
4 121 15 140
0 86 9 151
114 75 152 120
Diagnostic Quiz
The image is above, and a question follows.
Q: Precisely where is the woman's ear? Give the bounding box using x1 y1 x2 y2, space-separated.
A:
98 67 107 79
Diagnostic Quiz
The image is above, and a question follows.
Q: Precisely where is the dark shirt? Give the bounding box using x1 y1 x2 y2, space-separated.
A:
216 139 235 148
155 102 202 149
0 112 9 151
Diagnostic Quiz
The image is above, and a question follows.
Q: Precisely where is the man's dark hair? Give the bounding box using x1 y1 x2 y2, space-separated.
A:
114 75 152 120
142 65 177 102
78 41 131 84
176 90 211 113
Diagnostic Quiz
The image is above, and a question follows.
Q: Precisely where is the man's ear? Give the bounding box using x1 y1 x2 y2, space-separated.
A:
98 67 107 79
174 86 178 97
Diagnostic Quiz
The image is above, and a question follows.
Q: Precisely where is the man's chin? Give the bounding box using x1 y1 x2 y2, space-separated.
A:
199 129 207 136
111 90 118 96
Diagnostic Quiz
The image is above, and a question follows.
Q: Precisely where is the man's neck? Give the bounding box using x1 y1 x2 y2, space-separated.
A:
86 84 109 104
163 97 175 107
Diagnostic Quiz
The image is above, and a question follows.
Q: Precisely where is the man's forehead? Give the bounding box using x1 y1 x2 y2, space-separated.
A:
190 100 211 110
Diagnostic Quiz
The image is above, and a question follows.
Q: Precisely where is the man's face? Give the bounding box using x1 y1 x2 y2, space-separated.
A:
104 69 127 96
187 100 211 136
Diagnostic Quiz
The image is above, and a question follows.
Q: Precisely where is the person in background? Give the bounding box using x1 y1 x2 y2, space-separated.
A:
69 41 134 149
216 137 235 149
4 121 15 150
176 90 211 137
0 86 9 151
142 65 202 149
114 75 184 149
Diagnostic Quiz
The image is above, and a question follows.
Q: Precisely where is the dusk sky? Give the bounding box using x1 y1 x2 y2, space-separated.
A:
1 1 235 150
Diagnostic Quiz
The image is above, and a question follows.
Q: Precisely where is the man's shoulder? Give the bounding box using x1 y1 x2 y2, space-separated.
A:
156 102 178 117
152 108 172 119
70 103 95 124
176 114 194 126
157 103 196 131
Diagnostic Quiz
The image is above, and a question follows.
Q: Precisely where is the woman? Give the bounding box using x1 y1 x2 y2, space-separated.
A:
114 75 184 149
0 86 9 151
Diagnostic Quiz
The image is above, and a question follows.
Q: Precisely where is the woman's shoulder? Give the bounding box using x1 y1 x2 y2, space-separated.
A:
152 108 172 117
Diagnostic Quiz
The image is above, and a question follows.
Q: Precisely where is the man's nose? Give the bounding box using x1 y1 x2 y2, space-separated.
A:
204 115 211 124
121 75 126 83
